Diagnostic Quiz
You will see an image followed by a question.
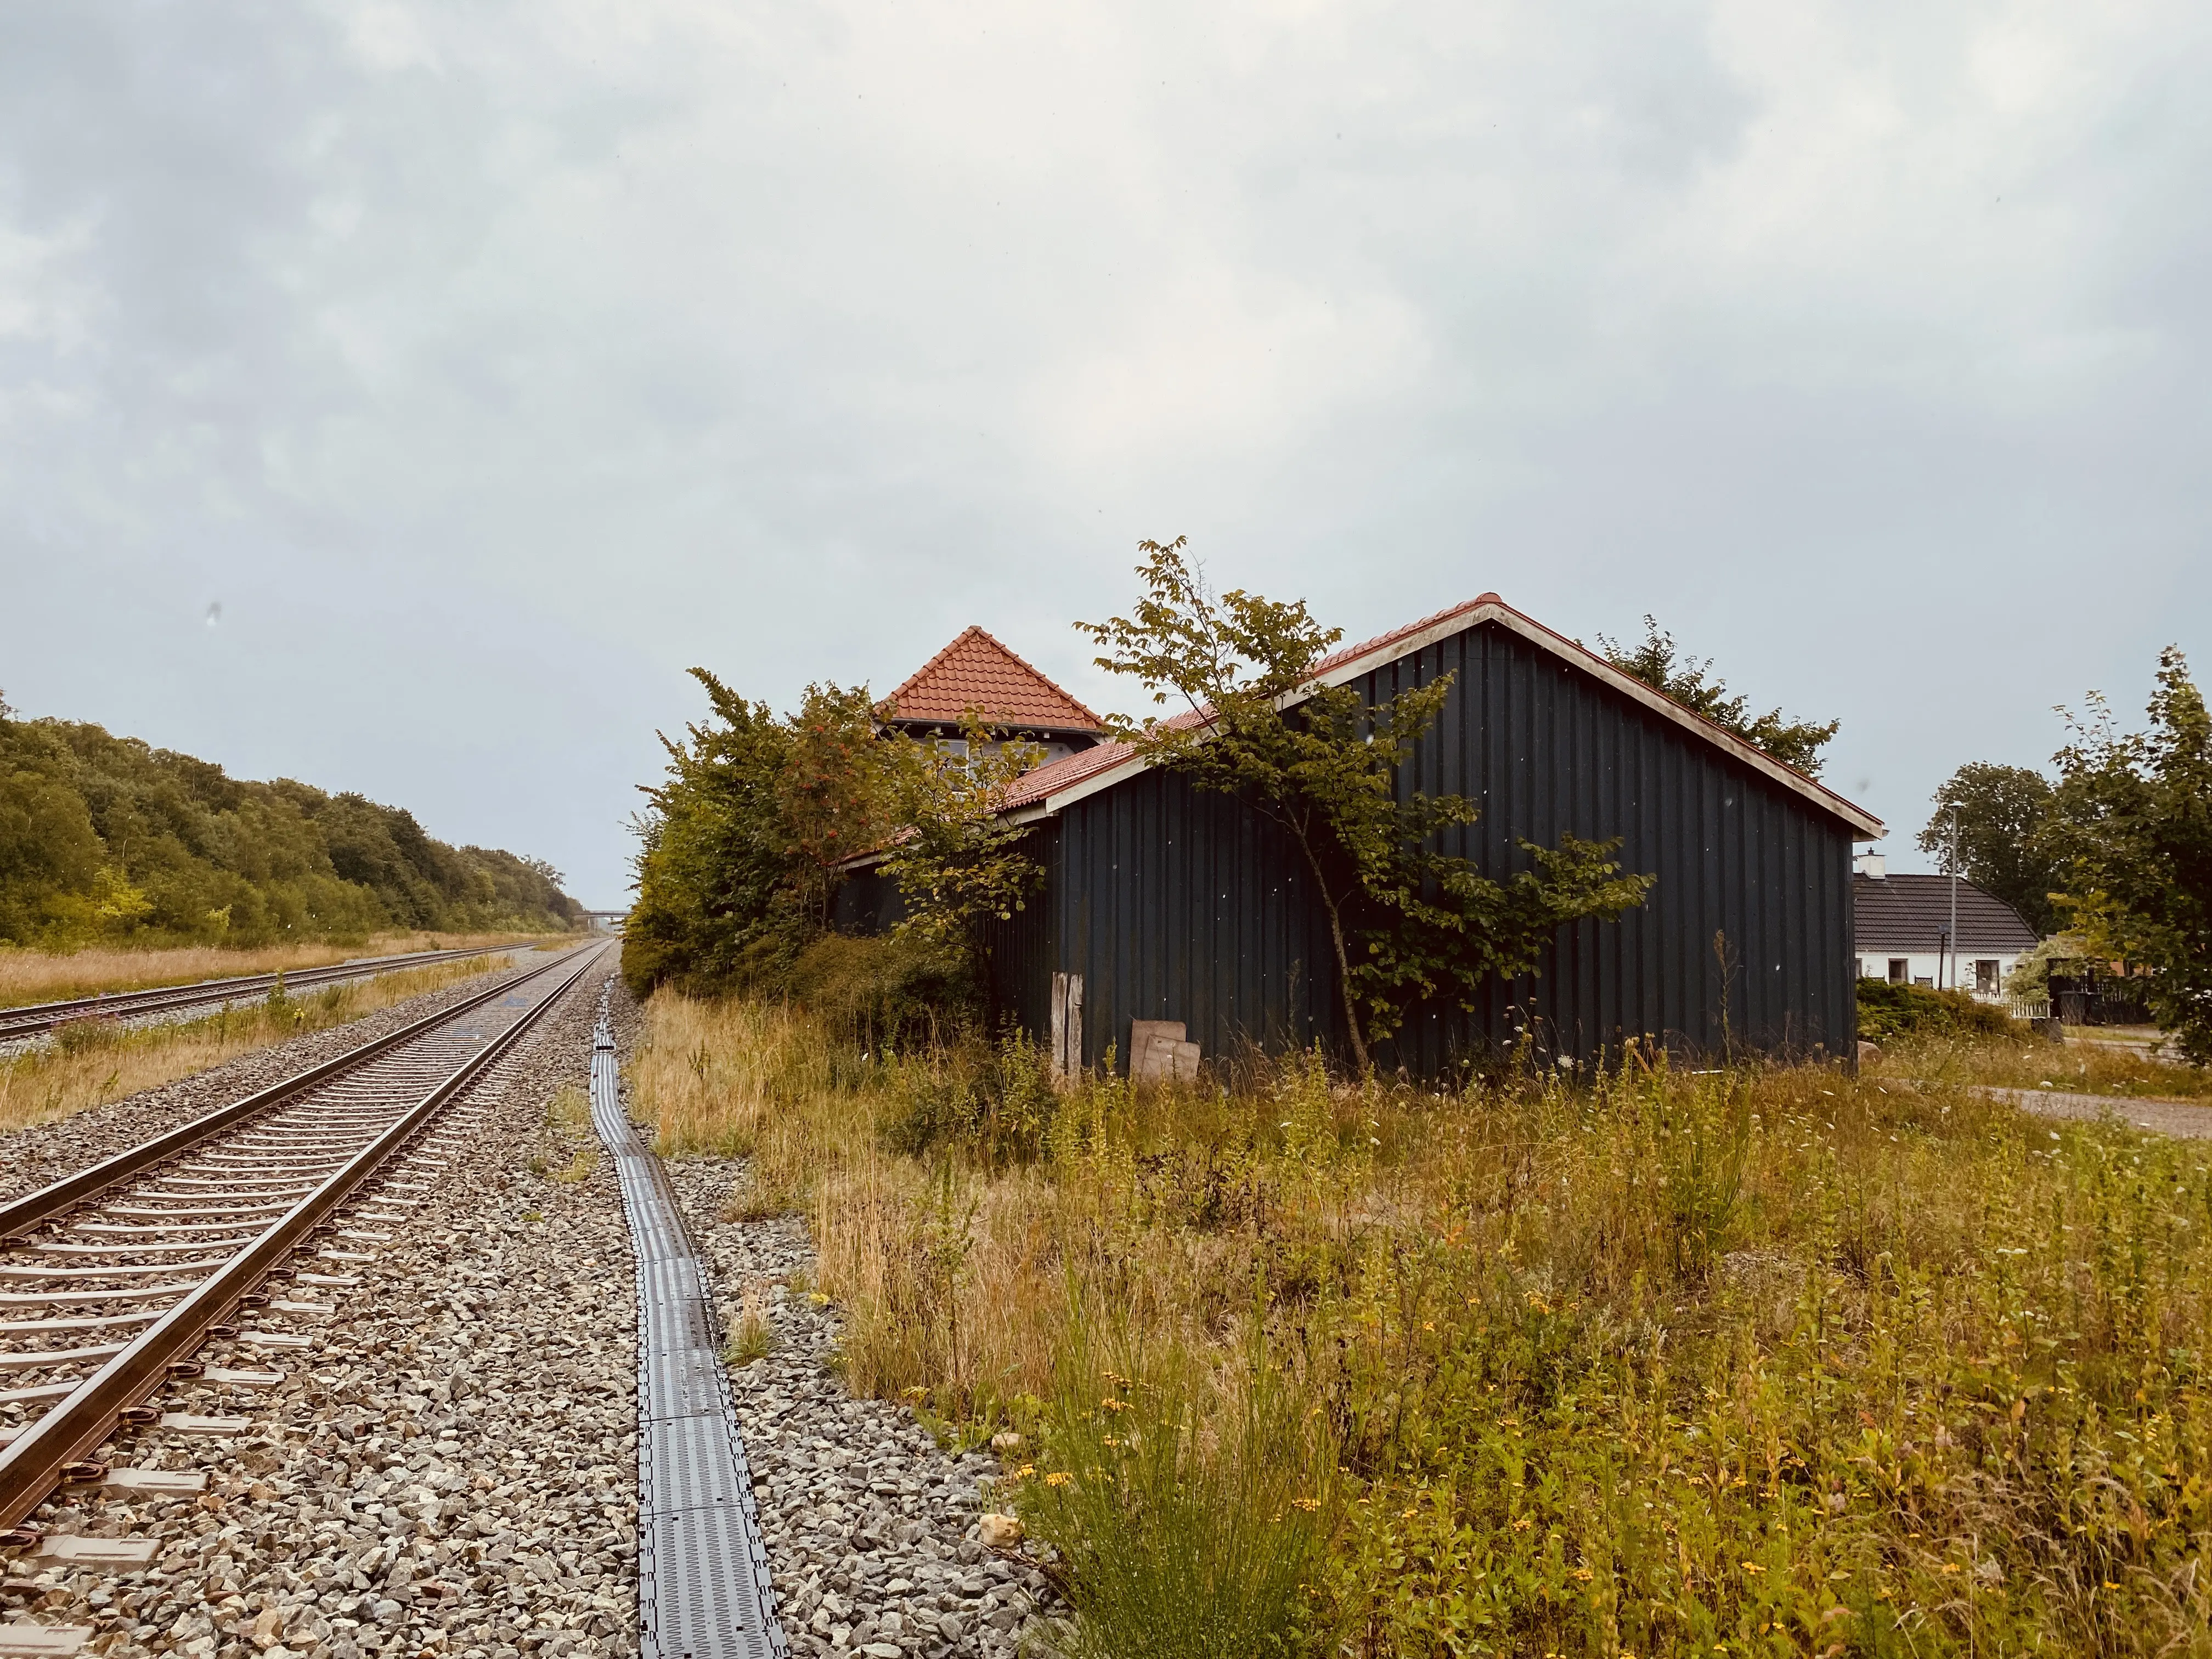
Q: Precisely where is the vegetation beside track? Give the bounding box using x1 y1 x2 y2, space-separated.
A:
634 994 2212 1659
0 952 531 1133
0 930 551 1011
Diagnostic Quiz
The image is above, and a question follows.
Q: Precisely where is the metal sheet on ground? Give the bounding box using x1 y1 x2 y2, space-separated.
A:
589 997 787 1659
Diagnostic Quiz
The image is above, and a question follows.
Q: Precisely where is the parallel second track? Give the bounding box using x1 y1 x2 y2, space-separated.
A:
0 943 610 1544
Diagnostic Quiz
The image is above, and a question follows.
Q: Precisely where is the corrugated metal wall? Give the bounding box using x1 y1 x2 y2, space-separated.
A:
1035 618 1854 1075
1026 776 1341 1068
847 617 1858 1076
1359 621 1857 1073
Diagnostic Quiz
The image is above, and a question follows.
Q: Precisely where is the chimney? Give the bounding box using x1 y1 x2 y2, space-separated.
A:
1855 851 1886 879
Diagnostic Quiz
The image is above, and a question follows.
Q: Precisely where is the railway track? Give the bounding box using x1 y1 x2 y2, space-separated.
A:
0 945 536 1046
0 941 610 1590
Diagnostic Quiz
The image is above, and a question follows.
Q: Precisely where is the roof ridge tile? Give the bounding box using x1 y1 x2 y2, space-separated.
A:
884 625 1104 731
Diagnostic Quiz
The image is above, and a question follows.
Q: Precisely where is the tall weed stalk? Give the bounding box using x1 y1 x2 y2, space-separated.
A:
1020 1305 1337 1659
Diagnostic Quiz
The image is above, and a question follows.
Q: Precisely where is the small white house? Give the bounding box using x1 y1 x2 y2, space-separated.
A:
1853 853 2040 997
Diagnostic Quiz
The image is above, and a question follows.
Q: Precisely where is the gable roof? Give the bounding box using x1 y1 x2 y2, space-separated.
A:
1854 873 2040 953
999 592 1884 837
882 625 1104 733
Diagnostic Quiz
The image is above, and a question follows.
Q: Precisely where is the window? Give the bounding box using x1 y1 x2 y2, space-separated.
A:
1974 960 1999 994
1888 959 1909 984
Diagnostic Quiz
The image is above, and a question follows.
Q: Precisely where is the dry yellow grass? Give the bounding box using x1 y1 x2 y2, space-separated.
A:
635 995 1398 1412
1882 1026 2212 1103
633 990 2212 1658
0 954 516 1134
0 930 566 1011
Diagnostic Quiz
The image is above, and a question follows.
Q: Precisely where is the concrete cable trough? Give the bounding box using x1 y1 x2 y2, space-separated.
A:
589 990 788 1659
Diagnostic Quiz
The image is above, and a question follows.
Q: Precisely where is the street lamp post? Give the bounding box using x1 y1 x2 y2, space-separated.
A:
1948 806 1960 993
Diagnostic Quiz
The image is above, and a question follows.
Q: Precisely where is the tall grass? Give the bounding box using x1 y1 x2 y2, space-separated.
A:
632 994 2212 1658
0 930 552 1010
0 956 510 1134
1018 1311 1338 1659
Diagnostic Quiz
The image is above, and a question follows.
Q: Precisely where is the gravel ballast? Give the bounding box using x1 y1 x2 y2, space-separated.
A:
3 951 643 1659
0 952 572 1206
657 1155 1061 1659
5 953 1063 1659
0 951 541 1064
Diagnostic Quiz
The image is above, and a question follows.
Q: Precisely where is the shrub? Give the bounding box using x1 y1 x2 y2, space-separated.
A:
1019 1314 1338 1659
786 932 974 1048
1856 977 2021 1041
878 1030 1058 1165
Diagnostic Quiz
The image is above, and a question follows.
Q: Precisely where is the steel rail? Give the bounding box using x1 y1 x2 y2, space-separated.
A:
0 945 590 1244
0 945 608 1530
0 944 536 1043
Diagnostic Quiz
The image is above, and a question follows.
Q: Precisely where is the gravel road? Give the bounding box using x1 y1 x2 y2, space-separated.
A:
1994 1085 2212 1140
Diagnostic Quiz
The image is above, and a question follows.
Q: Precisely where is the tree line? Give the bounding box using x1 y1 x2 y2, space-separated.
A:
0 696 582 950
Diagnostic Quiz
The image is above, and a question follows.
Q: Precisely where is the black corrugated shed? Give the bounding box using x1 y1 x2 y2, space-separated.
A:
840 596 1882 1076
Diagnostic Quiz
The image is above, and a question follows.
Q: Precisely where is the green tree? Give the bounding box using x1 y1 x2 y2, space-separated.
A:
0 701 575 949
1915 763 2062 934
882 716 1046 957
1081 539 1653 1071
780 684 902 932
624 672 907 995
2045 647 2212 1062
625 670 800 994
1597 616 1840 776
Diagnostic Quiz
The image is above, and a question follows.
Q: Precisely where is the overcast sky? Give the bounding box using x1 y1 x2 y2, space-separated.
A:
3 1 2205 907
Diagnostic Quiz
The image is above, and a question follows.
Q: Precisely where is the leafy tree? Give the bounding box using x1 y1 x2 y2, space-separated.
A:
1915 763 2062 935
2044 647 2212 1062
624 670 798 994
1597 617 1839 776
780 684 904 933
1081 539 1654 1071
0 707 576 949
882 716 1046 955
624 672 910 995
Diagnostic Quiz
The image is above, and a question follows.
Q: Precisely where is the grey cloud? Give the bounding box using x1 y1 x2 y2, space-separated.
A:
0 0 2205 904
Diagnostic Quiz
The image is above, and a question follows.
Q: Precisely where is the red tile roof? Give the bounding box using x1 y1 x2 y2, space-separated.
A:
999 737 1136 809
882 626 1104 732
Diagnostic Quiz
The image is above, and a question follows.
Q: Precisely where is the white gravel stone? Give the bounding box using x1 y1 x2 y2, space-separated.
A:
655 1142 1064 1659
2 952 641 1659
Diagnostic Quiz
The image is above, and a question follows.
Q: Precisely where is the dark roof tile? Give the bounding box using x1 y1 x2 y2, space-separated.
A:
1854 873 2040 953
